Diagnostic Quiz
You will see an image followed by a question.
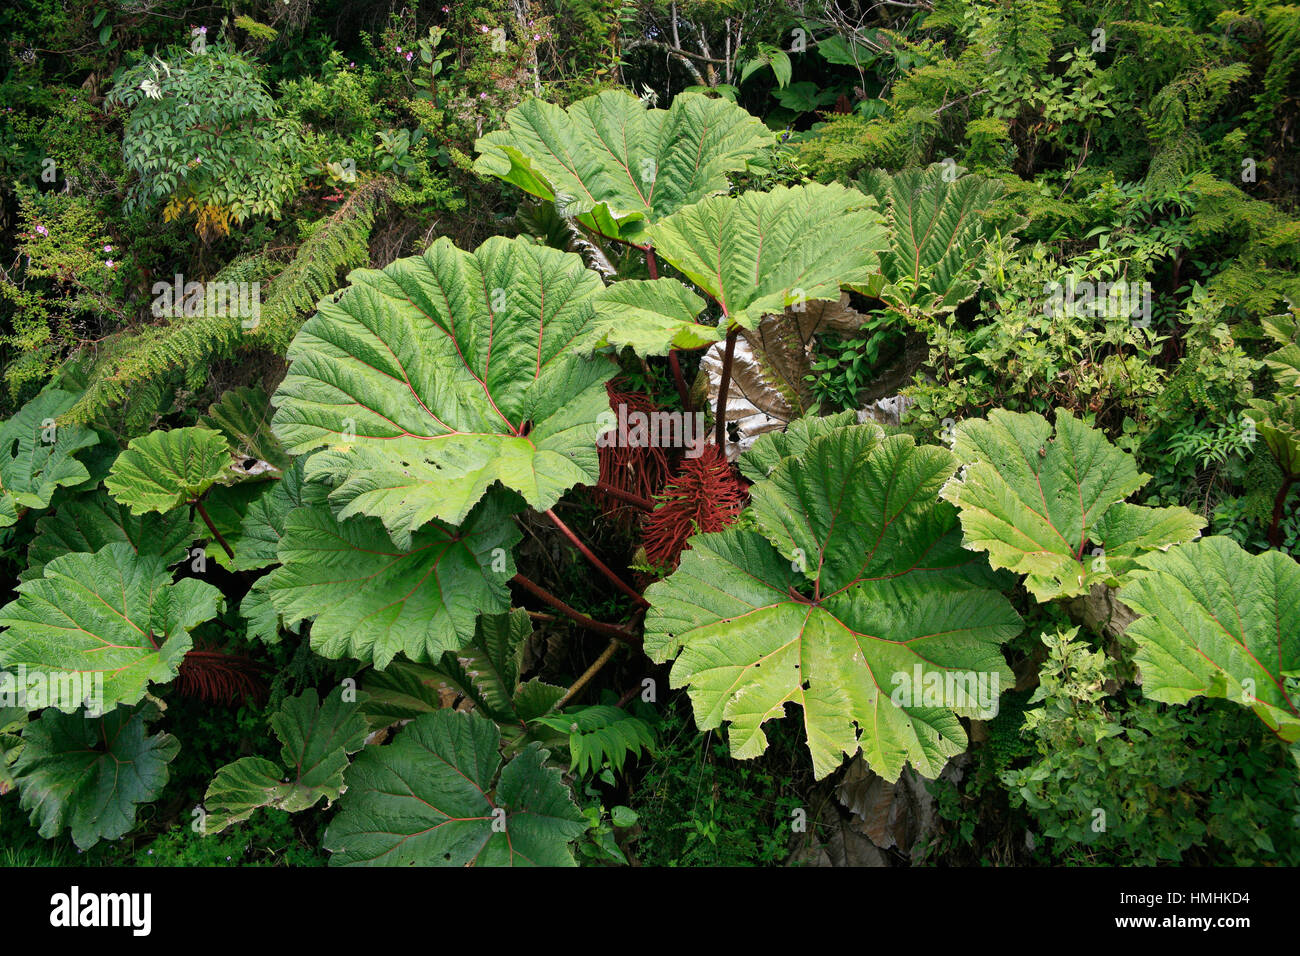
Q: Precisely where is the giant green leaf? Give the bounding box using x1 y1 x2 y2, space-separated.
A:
264 493 521 668
473 90 772 241
856 164 1004 316
1120 537 1299 742
941 410 1206 601
0 390 99 527
0 543 223 712
737 409 859 482
325 709 586 866
644 424 1021 781
270 235 614 542
587 278 720 355
22 491 199 582
104 426 232 514
12 705 179 849
360 609 563 731
646 183 890 329
232 458 328 571
203 687 368 833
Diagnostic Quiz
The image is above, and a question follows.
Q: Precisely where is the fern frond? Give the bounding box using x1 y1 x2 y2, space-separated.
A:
61 178 390 426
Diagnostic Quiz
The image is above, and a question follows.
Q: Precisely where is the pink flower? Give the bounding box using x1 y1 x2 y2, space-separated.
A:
396 46 402 52
35 224 47 235
479 25 488 32
405 52 413 61
533 34 540 41
441 5 449 10
104 244 113 252
105 260 114 268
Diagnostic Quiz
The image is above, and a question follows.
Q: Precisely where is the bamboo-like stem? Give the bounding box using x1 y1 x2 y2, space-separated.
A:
544 508 649 608
193 499 234 559
555 640 622 709
511 574 640 645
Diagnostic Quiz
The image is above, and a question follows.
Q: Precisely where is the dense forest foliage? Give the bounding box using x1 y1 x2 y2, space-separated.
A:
0 0 1297 868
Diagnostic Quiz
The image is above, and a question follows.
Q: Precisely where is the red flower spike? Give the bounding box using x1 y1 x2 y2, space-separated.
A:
174 641 268 707
595 381 672 525
642 445 748 570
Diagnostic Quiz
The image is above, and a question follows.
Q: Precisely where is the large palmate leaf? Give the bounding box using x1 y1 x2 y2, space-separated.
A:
941 410 1206 601
104 426 232 514
856 164 1004 316
360 609 563 732
1120 537 1299 742
587 279 720 355
21 491 199 582
232 458 328 571
646 183 889 330
271 235 614 542
644 424 1022 781
0 390 99 527
0 543 223 712
12 705 179 849
203 687 368 833
474 90 772 241
264 493 521 668
325 709 586 866
737 409 859 482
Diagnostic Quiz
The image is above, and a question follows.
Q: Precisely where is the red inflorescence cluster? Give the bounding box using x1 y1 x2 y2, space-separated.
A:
642 444 748 571
595 380 672 525
174 644 268 707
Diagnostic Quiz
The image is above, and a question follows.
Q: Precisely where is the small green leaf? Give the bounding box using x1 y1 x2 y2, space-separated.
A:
13 705 179 849
204 687 368 833
105 426 232 514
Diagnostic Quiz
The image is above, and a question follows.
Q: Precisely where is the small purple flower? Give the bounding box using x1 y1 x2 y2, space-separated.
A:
533 34 540 41
479 91 488 99
441 5 449 11
199 26 207 34
405 51 413 61
103 244 113 252
396 45 402 53
480 25 489 33
350 61 355 67
35 224 47 235
106 260 114 268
